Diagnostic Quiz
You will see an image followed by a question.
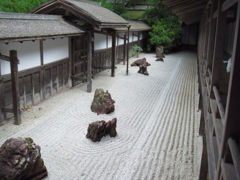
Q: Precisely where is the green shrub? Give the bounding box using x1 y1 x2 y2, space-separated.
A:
143 1 182 52
148 16 182 52
0 0 48 13
132 45 143 57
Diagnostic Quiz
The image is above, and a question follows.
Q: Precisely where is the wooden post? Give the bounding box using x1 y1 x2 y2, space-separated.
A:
206 3 216 69
87 31 93 92
111 30 116 77
126 26 130 75
68 37 73 87
10 50 21 125
210 0 226 98
0 78 4 123
39 40 45 100
216 2 240 179
123 33 127 65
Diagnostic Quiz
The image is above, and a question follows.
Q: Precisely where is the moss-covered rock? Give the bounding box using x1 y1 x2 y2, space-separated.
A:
0 137 47 180
91 89 115 115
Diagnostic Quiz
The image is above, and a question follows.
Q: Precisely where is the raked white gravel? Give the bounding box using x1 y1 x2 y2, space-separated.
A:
0 52 202 180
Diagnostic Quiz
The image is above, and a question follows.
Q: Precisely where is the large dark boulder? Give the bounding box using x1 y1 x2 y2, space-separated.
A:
86 118 117 142
0 137 47 180
131 58 151 67
91 89 115 115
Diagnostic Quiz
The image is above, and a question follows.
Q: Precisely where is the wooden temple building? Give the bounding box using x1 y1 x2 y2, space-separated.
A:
0 0 150 125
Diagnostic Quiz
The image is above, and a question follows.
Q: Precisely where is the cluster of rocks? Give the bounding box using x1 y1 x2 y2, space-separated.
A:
156 46 165 62
0 137 47 180
131 58 151 76
86 118 117 142
91 88 115 115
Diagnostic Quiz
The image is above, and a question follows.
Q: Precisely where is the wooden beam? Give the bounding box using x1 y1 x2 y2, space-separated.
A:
87 31 93 92
111 31 116 77
10 50 21 125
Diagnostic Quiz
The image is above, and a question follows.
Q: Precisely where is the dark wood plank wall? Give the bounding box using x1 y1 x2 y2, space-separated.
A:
1 58 69 119
198 0 240 180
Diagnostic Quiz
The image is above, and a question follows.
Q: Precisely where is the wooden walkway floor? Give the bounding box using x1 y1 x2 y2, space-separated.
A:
0 51 202 180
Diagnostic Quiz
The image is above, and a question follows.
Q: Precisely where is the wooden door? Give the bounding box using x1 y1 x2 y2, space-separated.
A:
71 35 88 87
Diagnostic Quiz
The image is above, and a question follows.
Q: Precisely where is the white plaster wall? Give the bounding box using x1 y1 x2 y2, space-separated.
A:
0 41 40 75
43 38 69 64
140 33 143 40
94 33 107 50
129 32 133 42
133 33 138 42
108 36 112 48
117 33 125 45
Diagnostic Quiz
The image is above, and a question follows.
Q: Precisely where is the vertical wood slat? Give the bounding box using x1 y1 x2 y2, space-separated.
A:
217 1 240 179
126 26 130 75
0 79 4 122
87 31 93 92
10 50 21 125
111 31 116 77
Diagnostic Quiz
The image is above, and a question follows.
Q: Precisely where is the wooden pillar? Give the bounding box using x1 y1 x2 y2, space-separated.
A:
39 40 45 100
10 50 21 125
87 31 93 92
210 0 226 98
216 2 240 179
126 26 130 75
111 30 116 77
206 3 216 69
68 37 73 87
123 33 127 65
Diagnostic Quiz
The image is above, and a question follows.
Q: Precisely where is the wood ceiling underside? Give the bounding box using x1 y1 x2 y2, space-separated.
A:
161 0 208 24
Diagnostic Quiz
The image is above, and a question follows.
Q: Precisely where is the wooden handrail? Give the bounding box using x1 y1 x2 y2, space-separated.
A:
228 138 240 180
213 86 225 123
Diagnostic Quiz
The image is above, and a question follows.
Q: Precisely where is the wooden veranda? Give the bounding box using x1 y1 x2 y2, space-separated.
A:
161 0 240 180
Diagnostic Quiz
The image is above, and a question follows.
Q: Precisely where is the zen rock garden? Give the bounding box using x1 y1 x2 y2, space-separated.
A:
0 137 47 180
91 88 115 115
86 118 117 142
131 58 151 76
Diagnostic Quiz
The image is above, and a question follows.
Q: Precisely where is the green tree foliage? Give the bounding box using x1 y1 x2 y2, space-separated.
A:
0 0 48 13
144 1 182 52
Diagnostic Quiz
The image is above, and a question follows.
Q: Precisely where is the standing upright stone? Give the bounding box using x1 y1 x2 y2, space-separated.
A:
156 46 165 61
91 89 115 115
